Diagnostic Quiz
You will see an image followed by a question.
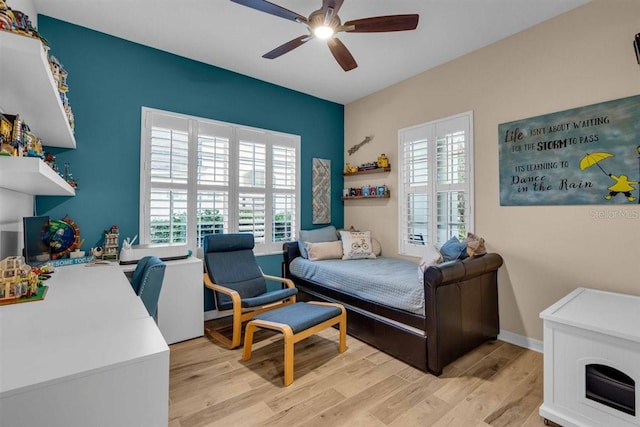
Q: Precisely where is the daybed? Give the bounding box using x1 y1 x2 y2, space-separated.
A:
282 242 503 376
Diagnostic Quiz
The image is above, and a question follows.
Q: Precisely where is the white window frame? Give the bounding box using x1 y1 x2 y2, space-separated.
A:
140 107 300 255
397 111 474 257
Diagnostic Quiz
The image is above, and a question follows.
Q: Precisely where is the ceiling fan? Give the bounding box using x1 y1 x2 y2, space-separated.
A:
231 0 419 71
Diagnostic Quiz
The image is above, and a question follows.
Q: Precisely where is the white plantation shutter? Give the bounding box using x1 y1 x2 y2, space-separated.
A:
401 137 429 249
239 193 266 240
398 112 473 257
141 108 300 254
196 121 231 247
144 113 190 245
272 143 297 243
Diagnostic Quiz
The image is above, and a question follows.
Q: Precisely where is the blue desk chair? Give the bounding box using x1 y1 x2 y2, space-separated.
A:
203 233 297 349
130 256 166 318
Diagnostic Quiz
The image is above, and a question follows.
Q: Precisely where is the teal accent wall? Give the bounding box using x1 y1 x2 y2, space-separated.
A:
36 16 344 310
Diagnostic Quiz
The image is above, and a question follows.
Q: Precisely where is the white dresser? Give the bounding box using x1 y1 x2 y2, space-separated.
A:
121 256 203 344
540 287 640 427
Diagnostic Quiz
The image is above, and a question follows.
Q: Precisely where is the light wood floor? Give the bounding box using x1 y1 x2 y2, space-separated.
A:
168 321 550 427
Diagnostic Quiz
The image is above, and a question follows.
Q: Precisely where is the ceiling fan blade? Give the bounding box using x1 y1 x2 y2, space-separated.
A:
321 0 344 15
231 0 307 23
344 14 419 32
263 35 311 59
327 38 357 71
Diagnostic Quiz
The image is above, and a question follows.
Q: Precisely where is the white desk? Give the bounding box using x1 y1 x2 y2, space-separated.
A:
0 263 169 427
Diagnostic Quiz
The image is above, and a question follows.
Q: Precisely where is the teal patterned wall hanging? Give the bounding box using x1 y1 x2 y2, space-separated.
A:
312 158 331 224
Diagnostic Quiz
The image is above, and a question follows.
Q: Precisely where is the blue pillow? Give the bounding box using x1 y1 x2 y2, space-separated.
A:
440 236 468 262
297 225 338 258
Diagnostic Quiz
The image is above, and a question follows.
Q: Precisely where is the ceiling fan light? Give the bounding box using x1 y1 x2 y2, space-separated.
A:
314 25 334 39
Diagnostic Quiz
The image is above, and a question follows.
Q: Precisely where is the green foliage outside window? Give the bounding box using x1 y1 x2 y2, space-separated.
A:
150 209 294 246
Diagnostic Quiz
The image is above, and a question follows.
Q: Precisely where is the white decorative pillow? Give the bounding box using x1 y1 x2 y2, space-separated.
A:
305 241 344 261
418 245 443 285
372 237 382 256
297 225 338 258
339 230 376 260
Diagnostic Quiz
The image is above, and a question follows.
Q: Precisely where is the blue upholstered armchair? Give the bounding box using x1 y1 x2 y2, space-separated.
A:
203 233 297 349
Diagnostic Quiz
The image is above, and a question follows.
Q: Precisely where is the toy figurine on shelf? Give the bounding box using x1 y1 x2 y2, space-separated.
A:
58 68 69 94
64 104 75 131
358 162 377 171
48 55 61 85
0 1 14 31
0 1 48 46
63 163 78 189
44 152 58 172
102 225 119 261
0 114 23 156
25 137 44 158
377 154 389 168
11 9 33 35
0 114 12 156
344 163 358 174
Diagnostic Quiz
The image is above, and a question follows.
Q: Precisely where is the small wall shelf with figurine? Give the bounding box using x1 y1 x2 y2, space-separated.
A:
342 191 391 201
343 165 391 176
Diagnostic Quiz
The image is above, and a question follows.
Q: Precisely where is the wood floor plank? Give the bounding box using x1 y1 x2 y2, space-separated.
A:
432 355 512 406
200 402 274 427
332 356 410 397
179 384 274 427
168 329 547 427
266 357 377 413
444 340 506 376
303 375 408 427
261 388 347 427
389 395 453 426
449 350 542 421
369 372 446 424
483 365 544 427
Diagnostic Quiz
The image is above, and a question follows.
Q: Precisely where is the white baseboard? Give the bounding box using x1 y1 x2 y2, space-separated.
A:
498 330 543 353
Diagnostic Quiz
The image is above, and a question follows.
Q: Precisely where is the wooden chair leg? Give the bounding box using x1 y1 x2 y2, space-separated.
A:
231 304 243 349
242 322 257 361
283 328 295 386
338 311 347 353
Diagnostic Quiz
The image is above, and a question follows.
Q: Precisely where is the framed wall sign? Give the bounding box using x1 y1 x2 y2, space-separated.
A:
499 94 640 206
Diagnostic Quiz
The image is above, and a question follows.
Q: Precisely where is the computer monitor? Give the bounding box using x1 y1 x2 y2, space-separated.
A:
22 216 51 266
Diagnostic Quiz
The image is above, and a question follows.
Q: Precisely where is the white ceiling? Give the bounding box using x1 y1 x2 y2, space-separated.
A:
33 0 590 104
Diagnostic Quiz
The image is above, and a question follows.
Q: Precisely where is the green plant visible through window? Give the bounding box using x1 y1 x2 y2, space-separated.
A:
273 211 293 242
150 214 187 244
150 209 294 246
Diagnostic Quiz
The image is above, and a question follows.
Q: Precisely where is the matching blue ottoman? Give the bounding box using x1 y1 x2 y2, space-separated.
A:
242 301 347 386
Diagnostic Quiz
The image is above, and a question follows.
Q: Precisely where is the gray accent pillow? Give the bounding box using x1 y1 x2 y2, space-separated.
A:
297 225 338 258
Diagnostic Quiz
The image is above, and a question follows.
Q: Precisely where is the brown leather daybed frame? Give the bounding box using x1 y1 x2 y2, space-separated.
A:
282 242 504 376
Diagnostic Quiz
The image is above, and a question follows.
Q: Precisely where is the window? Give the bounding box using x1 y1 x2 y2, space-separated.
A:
398 112 473 257
140 108 300 255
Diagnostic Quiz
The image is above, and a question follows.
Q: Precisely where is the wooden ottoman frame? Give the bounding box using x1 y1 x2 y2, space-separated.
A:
242 301 347 386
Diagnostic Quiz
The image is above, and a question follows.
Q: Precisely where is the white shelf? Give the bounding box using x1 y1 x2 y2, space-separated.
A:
0 30 76 149
0 156 75 196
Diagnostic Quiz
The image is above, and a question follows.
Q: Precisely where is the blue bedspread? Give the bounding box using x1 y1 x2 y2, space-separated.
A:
289 257 424 315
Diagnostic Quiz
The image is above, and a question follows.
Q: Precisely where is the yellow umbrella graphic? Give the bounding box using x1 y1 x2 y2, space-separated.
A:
579 152 613 175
